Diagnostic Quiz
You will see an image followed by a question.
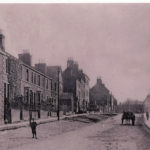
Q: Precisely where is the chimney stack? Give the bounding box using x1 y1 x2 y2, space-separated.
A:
35 63 47 74
97 78 102 85
18 50 32 66
0 31 5 51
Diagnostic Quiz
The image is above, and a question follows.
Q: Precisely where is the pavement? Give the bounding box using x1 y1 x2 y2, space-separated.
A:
0 113 92 131
143 113 150 129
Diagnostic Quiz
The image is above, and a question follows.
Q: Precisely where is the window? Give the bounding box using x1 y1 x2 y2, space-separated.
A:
7 84 9 99
54 83 57 91
46 79 48 89
86 91 89 96
38 92 41 105
31 72 34 83
43 77 45 87
78 91 80 99
4 83 6 99
33 93 36 105
24 88 29 104
34 73 36 84
41 94 43 101
6 58 9 73
38 75 40 86
26 69 29 81
30 90 33 105
51 80 52 90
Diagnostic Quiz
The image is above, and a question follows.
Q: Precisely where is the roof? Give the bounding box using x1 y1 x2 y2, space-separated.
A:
144 94 150 104
6 51 52 81
47 66 62 80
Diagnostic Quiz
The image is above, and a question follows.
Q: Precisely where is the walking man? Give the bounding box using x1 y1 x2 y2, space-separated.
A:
30 118 37 139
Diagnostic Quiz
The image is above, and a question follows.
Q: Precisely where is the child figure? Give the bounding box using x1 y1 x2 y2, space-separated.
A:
30 118 37 138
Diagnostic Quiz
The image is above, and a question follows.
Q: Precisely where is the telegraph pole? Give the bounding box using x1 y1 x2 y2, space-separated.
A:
57 67 60 120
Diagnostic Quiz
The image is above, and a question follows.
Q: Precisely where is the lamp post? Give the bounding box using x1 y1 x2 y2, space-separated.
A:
57 67 60 120
19 95 23 120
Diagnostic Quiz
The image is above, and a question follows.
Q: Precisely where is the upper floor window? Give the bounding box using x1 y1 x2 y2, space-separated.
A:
54 82 57 91
26 69 29 81
31 72 34 83
46 79 49 89
38 75 40 86
86 91 89 96
6 58 9 73
43 77 45 87
34 73 36 84
50 80 52 90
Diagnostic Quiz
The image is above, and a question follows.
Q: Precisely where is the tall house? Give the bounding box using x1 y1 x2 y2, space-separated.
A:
0 32 11 124
90 78 117 112
46 66 63 109
144 95 150 113
63 58 90 113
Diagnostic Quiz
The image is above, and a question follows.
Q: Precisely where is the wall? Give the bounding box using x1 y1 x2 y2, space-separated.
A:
0 51 5 124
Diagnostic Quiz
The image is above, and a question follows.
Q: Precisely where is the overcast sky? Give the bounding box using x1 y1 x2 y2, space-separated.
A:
0 4 150 102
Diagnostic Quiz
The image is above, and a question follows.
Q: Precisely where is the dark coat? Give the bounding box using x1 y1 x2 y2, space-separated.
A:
30 121 37 132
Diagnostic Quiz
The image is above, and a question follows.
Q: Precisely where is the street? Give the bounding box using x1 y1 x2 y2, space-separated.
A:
0 114 150 150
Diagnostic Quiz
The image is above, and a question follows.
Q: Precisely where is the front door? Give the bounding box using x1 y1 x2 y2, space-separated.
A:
4 83 11 123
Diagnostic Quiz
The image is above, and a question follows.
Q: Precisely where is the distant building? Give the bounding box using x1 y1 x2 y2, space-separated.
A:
46 65 75 114
143 95 150 112
63 58 90 113
60 92 74 113
118 99 143 113
47 66 63 95
90 78 117 113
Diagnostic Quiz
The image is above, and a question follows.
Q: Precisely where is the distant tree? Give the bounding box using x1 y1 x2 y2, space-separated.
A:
118 99 144 113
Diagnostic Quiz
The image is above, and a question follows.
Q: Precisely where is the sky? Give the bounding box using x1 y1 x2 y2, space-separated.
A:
0 4 150 102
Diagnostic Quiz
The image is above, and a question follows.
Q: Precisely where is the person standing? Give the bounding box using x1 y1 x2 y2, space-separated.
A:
146 112 149 120
30 118 37 139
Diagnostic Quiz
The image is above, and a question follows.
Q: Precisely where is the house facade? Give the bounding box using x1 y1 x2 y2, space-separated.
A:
0 33 11 124
144 95 150 113
0 32 61 124
0 49 10 124
7 52 54 122
90 78 117 113
63 58 90 113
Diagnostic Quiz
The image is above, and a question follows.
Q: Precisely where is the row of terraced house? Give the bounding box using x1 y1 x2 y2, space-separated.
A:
0 32 91 124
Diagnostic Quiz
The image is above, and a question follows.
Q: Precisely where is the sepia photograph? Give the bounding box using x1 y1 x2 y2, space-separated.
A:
0 2 150 150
